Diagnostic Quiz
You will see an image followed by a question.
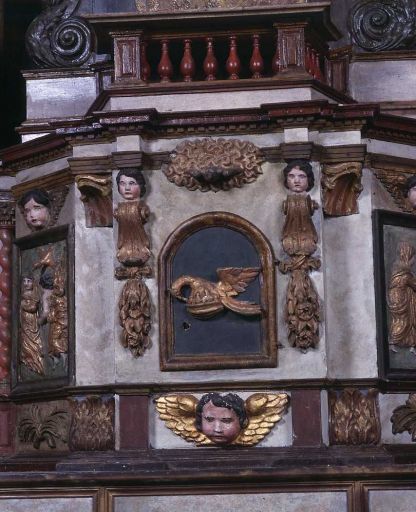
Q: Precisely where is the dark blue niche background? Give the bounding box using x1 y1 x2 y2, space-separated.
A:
172 226 262 355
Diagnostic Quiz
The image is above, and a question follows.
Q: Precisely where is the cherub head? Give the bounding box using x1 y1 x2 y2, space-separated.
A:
405 175 416 209
116 169 146 201
19 189 51 230
283 160 314 193
195 392 248 445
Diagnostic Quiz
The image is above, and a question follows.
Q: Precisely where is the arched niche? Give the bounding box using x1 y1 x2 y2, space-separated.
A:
158 212 277 371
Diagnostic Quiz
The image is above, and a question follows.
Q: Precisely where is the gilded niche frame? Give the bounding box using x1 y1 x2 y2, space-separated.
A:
12 224 75 394
159 212 277 371
373 209 416 381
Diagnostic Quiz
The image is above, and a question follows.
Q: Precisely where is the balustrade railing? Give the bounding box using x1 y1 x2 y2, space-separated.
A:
112 23 349 94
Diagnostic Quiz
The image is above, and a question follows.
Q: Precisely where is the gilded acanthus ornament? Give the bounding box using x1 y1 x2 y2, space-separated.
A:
163 138 263 192
321 162 363 216
329 388 381 445
69 396 115 451
155 392 289 446
387 241 416 352
18 403 69 449
25 0 96 68
119 279 152 357
19 277 45 375
349 0 416 52
278 161 321 351
75 175 113 228
391 393 416 440
170 267 262 319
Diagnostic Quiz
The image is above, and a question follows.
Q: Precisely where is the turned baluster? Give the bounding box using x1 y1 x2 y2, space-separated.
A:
158 39 173 83
305 43 313 76
250 34 264 79
226 35 241 80
140 41 151 82
314 50 324 81
203 37 218 81
272 34 280 75
180 38 195 82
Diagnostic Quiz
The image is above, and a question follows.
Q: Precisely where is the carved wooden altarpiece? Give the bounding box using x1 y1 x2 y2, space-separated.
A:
159 212 277 370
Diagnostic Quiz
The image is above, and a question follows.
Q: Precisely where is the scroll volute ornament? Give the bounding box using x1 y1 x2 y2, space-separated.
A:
155 392 289 447
163 138 263 192
75 175 113 227
278 160 321 351
391 393 416 440
329 388 381 445
321 162 363 216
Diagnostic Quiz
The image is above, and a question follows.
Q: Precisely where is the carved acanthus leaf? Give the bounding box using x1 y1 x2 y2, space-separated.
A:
391 393 416 440
329 388 381 445
322 162 363 216
163 138 263 192
25 0 96 68
349 0 416 52
18 403 69 449
75 175 113 228
372 168 414 212
69 396 115 451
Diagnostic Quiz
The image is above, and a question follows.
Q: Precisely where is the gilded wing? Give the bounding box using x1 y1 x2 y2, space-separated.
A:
372 169 412 212
155 395 212 445
217 267 260 296
233 393 289 446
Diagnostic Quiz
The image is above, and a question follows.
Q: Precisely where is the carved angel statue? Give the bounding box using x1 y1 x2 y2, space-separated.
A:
155 392 289 446
170 267 262 319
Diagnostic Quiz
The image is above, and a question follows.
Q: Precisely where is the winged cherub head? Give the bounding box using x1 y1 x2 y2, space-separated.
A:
19 189 51 230
195 392 248 445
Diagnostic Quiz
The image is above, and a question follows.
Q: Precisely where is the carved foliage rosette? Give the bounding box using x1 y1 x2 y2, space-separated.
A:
163 138 263 192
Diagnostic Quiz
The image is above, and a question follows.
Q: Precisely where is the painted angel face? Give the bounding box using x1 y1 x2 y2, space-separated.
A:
23 198 50 229
118 175 141 200
408 185 416 208
286 166 308 193
201 401 241 445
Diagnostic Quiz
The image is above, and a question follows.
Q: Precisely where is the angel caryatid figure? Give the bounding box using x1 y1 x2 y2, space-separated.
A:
170 267 262 319
155 392 289 446
388 241 416 353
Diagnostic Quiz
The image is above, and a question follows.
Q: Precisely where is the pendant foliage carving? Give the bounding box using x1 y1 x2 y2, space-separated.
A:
25 0 96 68
119 279 152 357
163 138 263 192
69 396 115 451
391 393 416 440
322 162 363 217
349 0 416 52
329 388 381 445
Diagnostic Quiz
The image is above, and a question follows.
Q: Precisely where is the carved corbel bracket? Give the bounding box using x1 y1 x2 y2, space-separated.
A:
25 0 97 68
75 175 113 228
329 388 381 446
163 138 263 192
321 162 363 216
